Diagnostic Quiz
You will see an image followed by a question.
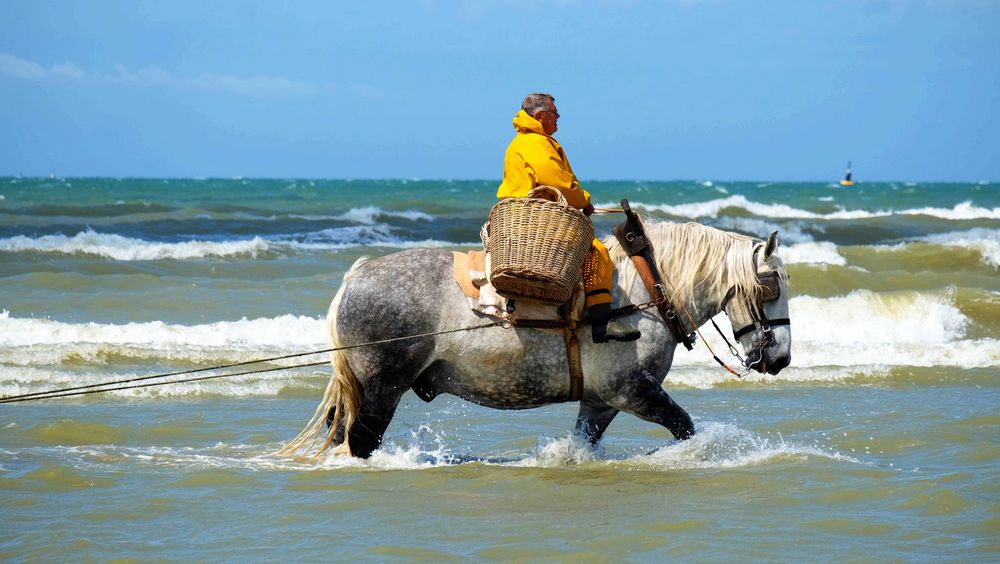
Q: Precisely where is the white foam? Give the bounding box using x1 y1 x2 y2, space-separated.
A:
628 196 999 221
0 229 268 260
0 365 325 399
275 225 467 250
921 228 1000 268
795 290 968 344
902 201 1000 220
667 289 998 377
631 195 819 219
780 241 847 265
626 421 856 469
510 434 602 467
707 217 815 245
661 366 891 390
0 311 324 348
93 420 850 472
334 206 434 225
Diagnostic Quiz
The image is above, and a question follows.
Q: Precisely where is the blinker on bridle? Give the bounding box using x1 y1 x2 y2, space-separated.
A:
714 247 791 372
721 270 787 340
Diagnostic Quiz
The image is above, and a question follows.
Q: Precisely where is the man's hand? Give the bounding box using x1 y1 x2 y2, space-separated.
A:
583 203 595 216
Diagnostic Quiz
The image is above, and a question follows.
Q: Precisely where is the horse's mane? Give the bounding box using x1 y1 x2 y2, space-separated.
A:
604 220 787 311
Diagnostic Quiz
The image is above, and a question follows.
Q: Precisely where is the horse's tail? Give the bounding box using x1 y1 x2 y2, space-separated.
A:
277 258 368 458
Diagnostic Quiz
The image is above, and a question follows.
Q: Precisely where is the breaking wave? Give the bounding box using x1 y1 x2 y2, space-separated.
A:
0 230 268 260
919 228 1000 268
331 206 434 224
0 226 469 260
629 196 1000 221
2 286 997 397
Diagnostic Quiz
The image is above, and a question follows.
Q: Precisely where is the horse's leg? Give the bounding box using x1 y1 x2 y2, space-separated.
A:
574 401 620 446
325 379 407 459
607 372 695 440
348 394 405 459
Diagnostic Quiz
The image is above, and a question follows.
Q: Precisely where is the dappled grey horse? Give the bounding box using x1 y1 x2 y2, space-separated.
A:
281 221 792 458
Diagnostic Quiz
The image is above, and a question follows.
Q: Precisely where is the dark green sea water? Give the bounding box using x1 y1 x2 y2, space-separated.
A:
1 177 998 560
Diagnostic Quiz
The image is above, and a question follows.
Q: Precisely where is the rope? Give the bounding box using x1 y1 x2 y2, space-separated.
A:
657 270 746 378
0 321 502 404
2 361 332 403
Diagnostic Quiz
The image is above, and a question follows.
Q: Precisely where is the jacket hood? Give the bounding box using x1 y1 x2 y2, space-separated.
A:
512 109 548 136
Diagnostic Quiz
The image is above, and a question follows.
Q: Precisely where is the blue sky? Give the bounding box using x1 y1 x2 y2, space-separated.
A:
1 1 998 181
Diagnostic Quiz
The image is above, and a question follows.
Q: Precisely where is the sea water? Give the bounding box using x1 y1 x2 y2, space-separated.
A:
1 178 997 560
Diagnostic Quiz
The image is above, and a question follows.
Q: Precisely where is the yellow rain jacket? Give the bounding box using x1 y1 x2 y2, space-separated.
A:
496 109 612 308
497 110 592 210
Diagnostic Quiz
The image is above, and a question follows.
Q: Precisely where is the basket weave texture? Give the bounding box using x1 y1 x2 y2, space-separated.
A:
487 186 595 305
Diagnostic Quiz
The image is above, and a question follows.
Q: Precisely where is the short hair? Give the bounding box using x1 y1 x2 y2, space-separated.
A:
522 93 555 116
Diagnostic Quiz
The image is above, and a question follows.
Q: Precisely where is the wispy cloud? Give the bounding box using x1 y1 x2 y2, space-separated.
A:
0 53 85 80
0 53 372 99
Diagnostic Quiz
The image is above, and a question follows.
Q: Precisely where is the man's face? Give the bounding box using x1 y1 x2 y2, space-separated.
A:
534 101 559 136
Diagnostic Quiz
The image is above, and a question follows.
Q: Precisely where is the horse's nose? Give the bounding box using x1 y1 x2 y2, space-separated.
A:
766 354 790 375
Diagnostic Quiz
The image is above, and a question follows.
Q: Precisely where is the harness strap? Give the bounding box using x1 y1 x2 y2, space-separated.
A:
733 317 790 340
563 322 583 401
613 199 695 350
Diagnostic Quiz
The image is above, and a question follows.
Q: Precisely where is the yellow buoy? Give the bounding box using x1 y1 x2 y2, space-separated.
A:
839 161 854 186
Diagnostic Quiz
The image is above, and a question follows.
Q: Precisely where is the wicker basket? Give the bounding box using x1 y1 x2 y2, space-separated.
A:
486 186 595 305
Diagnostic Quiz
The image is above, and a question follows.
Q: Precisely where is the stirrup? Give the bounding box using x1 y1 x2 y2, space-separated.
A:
593 320 641 344
589 302 641 344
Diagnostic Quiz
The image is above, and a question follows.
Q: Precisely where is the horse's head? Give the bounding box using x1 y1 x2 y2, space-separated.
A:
721 231 792 375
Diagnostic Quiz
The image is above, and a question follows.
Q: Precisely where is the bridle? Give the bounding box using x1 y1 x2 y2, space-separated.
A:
716 249 791 371
610 200 790 377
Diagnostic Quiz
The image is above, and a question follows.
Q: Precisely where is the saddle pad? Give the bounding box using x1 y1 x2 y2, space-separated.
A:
452 250 581 323
452 250 485 301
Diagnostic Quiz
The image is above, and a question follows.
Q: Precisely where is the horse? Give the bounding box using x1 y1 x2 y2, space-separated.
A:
280 220 792 459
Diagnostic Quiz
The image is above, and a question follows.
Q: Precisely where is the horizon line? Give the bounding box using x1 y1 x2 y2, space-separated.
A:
2 175 995 185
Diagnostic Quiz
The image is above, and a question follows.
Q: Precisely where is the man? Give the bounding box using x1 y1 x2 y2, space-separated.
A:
498 92 640 343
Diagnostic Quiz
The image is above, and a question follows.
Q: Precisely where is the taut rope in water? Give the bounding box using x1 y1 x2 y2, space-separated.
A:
0 322 503 404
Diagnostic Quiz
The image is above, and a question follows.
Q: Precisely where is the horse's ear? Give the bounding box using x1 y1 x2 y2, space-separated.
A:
764 231 778 259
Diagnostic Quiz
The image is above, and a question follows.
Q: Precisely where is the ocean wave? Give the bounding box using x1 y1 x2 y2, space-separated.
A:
0 365 327 401
0 310 327 352
902 201 1000 220
0 229 268 260
774 241 846 265
668 289 998 375
708 217 816 245
332 206 435 224
0 225 468 260
920 228 1000 268
4 287 996 373
785 289 969 345
275 225 467 250
628 196 1000 221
